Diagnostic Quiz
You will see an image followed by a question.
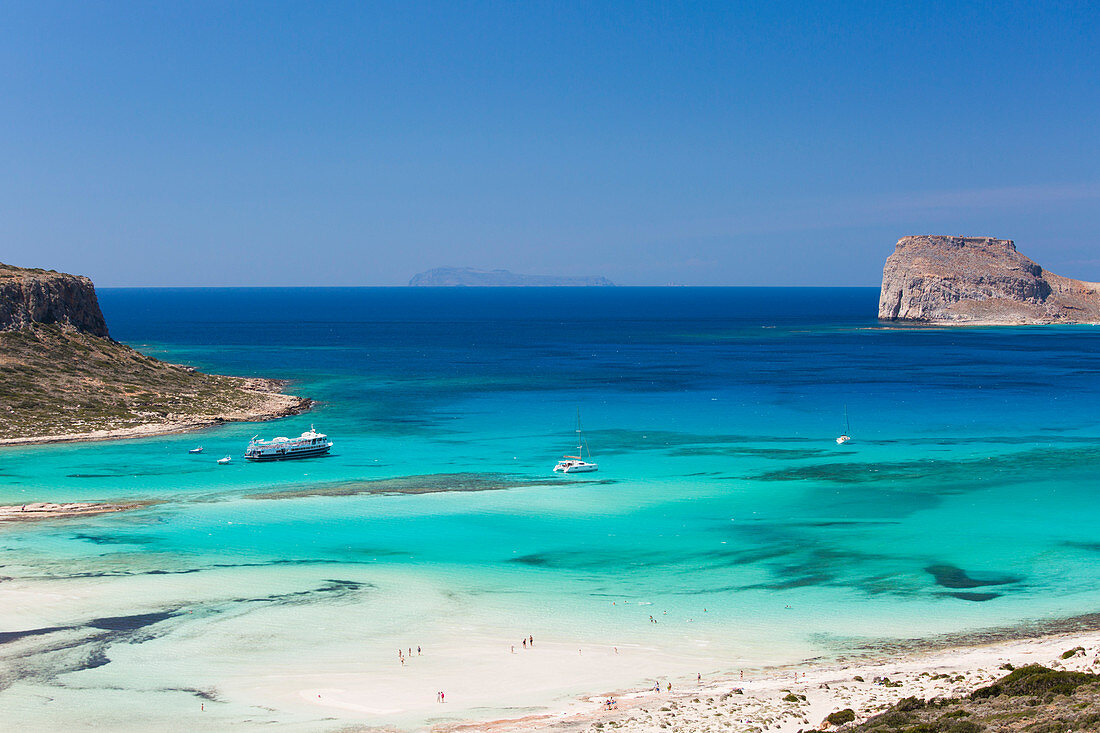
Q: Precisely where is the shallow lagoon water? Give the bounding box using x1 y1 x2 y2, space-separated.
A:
2 287 1099 729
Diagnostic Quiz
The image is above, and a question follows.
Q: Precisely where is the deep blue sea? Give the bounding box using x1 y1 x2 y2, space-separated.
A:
2 287 1099 730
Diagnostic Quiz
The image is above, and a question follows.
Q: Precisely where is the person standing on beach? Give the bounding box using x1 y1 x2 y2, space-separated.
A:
522 638 526 649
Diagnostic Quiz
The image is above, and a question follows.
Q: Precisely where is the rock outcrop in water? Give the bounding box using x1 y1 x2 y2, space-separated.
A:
0 263 110 336
410 267 614 287
878 236 1100 324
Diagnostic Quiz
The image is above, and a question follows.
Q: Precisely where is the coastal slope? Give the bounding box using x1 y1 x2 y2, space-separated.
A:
410 267 614 286
0 263 309 445
878 236 1100 324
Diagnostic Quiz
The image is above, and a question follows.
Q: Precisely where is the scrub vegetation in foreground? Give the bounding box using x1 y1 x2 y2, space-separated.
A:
844 665 1100 732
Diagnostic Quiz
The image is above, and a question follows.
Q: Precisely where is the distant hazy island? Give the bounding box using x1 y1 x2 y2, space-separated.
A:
0 263 309 445
409 267 614 287
879 235 1100 325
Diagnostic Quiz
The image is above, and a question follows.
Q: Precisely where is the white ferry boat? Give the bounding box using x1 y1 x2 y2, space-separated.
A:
244 426 333 461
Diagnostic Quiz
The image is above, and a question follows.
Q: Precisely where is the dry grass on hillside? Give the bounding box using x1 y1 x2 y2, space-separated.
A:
0 324 304 440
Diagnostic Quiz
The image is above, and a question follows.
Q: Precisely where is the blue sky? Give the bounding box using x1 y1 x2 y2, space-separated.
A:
1 1 1097 286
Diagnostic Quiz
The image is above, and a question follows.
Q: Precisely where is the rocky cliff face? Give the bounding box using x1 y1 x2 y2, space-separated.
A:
878 236 1100 324
0 263 109 337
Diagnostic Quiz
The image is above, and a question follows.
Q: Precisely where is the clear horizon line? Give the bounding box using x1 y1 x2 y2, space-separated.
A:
95 283 884 290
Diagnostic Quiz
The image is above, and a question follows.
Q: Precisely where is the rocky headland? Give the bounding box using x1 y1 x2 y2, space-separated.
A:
0 262 310 445
0 264 109 335
410 267 614 286
878 236 1100 325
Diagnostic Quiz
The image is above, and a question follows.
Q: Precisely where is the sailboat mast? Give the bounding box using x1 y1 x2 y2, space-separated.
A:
576 409 583 456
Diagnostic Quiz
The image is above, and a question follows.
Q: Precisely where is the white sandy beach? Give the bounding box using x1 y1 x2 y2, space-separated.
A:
2 562 1098 732
450 629 1100 732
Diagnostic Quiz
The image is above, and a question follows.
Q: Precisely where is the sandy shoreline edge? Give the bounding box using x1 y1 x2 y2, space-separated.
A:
0 500 158 522
0 376 312 447
449 627 1100 732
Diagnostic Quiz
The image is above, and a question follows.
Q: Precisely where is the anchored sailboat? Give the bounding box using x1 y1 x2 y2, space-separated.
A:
554 410 598 473
836 405 852 445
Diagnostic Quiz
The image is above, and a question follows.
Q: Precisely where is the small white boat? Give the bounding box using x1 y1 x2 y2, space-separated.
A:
554 410 598 474
188 446 204 454
217 455 232 465
836 405 851 445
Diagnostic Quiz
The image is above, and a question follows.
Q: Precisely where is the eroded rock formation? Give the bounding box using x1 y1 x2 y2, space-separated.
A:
878 236 1100 324
0 263 109 336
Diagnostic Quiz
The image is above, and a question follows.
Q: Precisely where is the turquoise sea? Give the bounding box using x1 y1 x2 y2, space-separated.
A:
2 287 1099 730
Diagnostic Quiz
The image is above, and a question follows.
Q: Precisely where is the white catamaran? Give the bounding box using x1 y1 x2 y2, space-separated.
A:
836 405 852 445
554 411 598 473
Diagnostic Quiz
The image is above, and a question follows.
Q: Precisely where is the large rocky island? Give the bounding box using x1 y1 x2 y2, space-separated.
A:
879 235 1100 325
0 263 309 445
409 267 614 287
